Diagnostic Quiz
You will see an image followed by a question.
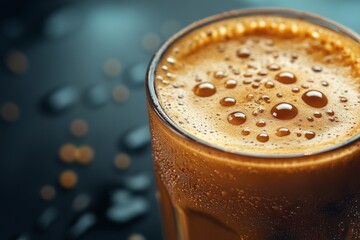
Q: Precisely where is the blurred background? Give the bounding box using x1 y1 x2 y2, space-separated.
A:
0 0 359 239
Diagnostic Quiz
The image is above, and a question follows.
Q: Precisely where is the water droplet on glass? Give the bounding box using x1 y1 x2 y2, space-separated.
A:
225 79 237 88
271 102 298 120
302 90 328 108
305 131 316 139
220 97 236 106
276 127 291 137
275 71 297 84
227 111 247 125
236 48 251 58
257 132 269 142
193 82 216 97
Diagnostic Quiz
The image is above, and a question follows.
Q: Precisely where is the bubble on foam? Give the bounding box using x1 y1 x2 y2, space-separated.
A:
256 120 266 127
256 132 269 142
321 81 329 87
236 48 251 58
241 128 251 136
220 97 236 107
301 84 310 89
246 93 254 100
224 79 237 88
257 70 268 76
276 127 291 137
265 81 275 88
313 112 322 118
312 65 323 72
267 63 281 71
251 83 260 89
227 111 246 125
292 87 300 93
325 109 335 116
271 102 298 120
304 131 316 139
193 82 216 97
276 93 283 98
340 97 348 103
260 95 271 103
302 90 328 108
214 70 227 79
307 116 314 122
243 71 253 78
275 71 297 84
167 57 176 65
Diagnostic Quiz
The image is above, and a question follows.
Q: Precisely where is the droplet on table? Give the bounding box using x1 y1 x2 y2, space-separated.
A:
34 207 58 232
112 84 130 103
66 213 97 240
1 102 19 122
121 125 151 152
124 173 151 192
5 50 28 75
103 58 122 78
84 84 110 108
70 119 88 138
40 185 56 202
42 85 79 114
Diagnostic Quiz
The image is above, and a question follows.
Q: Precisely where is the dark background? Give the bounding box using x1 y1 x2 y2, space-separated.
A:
0 0 359 239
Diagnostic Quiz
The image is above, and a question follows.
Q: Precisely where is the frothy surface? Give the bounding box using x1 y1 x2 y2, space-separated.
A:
154 15 360 154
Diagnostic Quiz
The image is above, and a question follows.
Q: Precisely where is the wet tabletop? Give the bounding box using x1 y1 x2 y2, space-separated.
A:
0 0 359 239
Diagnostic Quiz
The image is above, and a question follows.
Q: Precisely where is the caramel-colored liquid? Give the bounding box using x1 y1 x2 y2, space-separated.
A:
149 13 360 240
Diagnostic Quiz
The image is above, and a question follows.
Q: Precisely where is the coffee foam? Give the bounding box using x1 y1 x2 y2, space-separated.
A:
154 15 360 154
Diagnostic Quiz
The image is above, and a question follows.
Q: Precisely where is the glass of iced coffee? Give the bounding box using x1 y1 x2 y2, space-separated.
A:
146 8 360 240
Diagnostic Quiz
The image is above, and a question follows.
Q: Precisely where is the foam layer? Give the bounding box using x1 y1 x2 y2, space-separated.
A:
154 15 360 154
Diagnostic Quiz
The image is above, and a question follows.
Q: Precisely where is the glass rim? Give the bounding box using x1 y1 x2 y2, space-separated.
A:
146 8 360 159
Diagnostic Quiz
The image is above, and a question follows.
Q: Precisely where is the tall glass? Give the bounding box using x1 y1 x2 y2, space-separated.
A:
146 9 360 240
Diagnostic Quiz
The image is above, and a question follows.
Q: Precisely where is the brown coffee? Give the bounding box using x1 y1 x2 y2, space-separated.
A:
147 9 360 240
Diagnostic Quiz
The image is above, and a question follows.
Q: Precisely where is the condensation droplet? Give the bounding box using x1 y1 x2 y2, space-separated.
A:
307 116 314 122
246 93 254 100
193 82 216 97
276 93 283 98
